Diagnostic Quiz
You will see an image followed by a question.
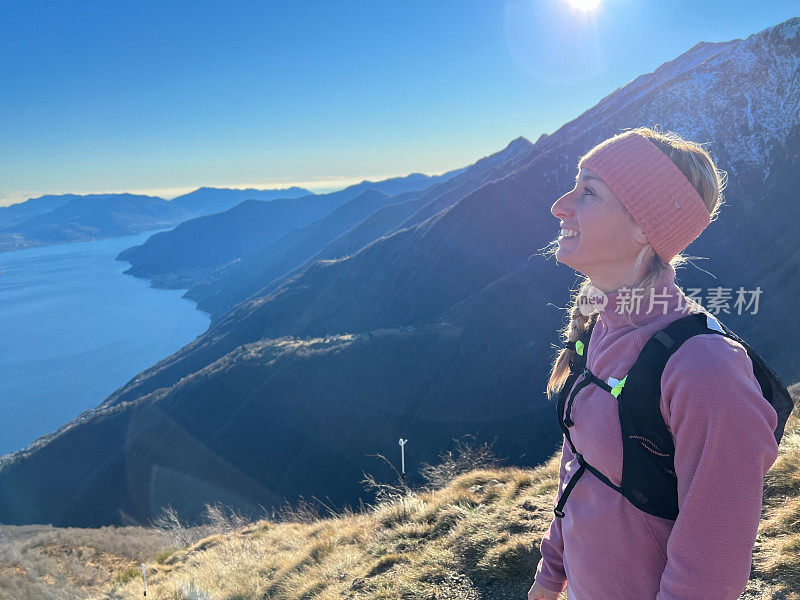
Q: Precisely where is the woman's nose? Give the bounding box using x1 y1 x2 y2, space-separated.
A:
551 189 575 219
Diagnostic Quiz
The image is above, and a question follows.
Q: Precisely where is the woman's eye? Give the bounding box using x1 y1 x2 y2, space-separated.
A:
583 187 595 196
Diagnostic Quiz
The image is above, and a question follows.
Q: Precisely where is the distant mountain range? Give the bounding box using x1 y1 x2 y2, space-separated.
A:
0 17 797 529
0 186 312 253
116 170 464 289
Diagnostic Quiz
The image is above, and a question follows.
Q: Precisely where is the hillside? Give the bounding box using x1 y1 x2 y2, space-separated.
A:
1 383 796 600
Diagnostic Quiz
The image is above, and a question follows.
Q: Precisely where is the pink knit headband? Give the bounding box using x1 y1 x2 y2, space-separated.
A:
579 132 711 264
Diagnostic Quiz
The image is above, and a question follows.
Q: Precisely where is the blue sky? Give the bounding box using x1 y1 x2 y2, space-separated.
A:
0 0 796 206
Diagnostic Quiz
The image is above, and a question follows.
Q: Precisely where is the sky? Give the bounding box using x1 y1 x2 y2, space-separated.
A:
0 0 797 207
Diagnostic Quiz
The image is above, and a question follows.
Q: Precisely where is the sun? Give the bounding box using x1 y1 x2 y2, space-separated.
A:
565 0 602 12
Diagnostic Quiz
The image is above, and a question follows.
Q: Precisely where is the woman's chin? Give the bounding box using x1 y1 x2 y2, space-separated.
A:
555 246 579 268
556 257 577 270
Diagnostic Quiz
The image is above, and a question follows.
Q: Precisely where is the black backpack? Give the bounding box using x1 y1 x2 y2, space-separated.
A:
553 309 795 521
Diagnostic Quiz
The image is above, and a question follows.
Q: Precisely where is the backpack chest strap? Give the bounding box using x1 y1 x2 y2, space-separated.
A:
553 451 625 517
563 366 613 427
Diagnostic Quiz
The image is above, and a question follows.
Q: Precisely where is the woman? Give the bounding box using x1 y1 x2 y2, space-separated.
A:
527 127 780 600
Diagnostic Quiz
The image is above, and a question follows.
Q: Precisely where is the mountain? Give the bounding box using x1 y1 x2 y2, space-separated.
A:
0 194 78 230
167 186 312 215
183 137 536 319
0 17 798 528
116 171 463 289
0 187 313 253
0 194 191 252
117 195 347 289
346 170 469 197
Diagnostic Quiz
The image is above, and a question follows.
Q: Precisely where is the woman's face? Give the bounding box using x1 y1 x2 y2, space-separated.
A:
550 167 649 286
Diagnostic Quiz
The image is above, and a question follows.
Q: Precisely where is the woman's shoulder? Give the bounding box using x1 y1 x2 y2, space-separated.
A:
665 329 752 376
658 331 763 421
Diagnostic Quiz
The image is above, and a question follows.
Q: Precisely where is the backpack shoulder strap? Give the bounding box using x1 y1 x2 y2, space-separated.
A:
615 310 713 519
618 311 711 445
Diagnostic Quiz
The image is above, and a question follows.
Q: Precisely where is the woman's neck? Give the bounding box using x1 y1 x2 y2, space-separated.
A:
592 263 697 331
587 261 656 295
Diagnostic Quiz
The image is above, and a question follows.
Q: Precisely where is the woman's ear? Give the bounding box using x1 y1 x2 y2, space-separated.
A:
633 224 649 247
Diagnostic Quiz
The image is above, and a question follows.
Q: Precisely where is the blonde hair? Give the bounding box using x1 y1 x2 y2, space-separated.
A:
544 125 726 401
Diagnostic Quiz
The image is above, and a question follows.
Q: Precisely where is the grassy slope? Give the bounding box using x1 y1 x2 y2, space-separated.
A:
3 384 797 600
88 384 800 600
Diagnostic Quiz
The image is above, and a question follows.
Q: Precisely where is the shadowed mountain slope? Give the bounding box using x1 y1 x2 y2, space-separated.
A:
183 136 537 319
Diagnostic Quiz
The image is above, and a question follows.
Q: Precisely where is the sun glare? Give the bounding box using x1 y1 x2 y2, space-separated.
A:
566 0 601 12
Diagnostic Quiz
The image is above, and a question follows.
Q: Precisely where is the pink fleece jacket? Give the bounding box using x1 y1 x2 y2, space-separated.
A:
534 263 780 599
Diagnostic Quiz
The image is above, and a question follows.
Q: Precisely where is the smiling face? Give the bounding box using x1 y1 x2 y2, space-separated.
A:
550 167 651 290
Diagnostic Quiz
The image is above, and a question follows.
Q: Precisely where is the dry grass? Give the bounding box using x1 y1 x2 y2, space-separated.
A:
91 460 566 600
745 382 800 599
0 523 173 600
2 383 799 600
0 502 245 600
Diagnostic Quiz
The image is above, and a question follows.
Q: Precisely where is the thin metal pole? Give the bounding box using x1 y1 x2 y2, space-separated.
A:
398 438 407 485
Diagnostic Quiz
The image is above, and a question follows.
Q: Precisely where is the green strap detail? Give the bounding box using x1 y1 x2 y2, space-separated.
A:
575 340 585 356
610 375 628 398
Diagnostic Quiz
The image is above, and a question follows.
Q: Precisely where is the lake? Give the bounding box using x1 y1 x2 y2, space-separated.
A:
0 230 211 456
